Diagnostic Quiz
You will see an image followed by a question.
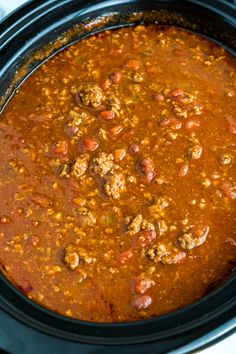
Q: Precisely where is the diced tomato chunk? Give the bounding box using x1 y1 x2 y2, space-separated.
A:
100 110 115 120
51 141 68 155
81 138 99 151
110 125 123 135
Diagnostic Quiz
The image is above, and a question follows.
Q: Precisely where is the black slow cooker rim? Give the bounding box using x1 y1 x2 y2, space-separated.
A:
0 0 236 349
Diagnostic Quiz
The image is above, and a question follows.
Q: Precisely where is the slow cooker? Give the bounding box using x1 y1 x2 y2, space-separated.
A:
0 1 235 353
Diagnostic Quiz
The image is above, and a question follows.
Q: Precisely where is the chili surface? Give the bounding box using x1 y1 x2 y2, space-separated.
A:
0 25 235 322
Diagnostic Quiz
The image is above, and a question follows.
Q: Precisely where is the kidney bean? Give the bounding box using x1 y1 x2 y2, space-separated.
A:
133 295 152 310
225 115 236 134
100 110 115 120
129 143 140 154
137 157 155 182
19 279 33 295
80 138 99 152
134 277 155 294
110 71 122 83
64 125 78 138
178 163 189 177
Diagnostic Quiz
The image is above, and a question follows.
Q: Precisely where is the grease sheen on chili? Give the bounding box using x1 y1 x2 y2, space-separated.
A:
0 25 236 322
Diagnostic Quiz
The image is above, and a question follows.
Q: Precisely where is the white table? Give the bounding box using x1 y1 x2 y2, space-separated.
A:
0 0 235 353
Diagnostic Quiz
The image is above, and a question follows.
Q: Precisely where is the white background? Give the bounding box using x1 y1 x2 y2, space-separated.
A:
0 0 235 353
